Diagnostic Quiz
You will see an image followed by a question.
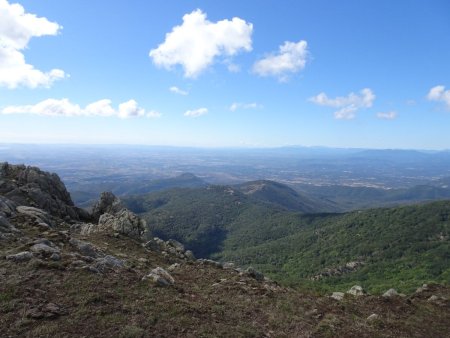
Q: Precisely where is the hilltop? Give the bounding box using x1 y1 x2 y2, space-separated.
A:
1 162 450 337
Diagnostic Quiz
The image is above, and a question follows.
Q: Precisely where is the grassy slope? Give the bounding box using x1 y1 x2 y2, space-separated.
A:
1 213 450 337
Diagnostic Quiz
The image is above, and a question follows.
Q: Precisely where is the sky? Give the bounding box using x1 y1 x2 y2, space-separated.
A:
0 0 449 149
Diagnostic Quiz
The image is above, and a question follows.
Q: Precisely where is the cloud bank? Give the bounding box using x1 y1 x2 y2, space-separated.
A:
0 0 66 88
309 88 375 119
1 98 160 118
149 9 253 78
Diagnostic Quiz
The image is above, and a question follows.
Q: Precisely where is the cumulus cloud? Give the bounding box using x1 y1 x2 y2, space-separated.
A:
149 9 253 78
252 40 308 81
427 85 450 109
184 107 208 117
169 86 188 96
1 98 160 118
376 111 397 120
0 0 66 88
309 88 375 119
229 102 263 111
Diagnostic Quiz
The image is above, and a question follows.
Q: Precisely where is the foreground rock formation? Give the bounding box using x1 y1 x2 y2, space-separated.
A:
1 162 449 337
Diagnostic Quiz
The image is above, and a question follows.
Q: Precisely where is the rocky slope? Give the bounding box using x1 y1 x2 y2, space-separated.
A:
1 162 449 337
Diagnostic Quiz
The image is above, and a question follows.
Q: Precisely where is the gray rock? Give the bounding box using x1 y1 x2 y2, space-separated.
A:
30 243 60 256
245 266 264 281
92 255 125 273
16 206 54 226
0 162 83 220
416 284 429 293
167 239 185 252
222 262 235 269
330 292 345 301
98 209 147 240
382 288 399 298
346 285 365 296
0 196 17 216
184 250 195 261
167 263 181 272
69 238 99 258
50 253 61 261
143 267 175 287
91 191 125 221
0 215 18 234
144 238 164 251
6 251 33 262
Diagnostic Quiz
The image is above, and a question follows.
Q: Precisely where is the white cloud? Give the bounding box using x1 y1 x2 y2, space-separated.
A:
229 102 263 111
427 85 450 109
169 86 188 96
0 0 66 88
309 88 375 119
184 107 208 117
376 111 397 120
1 98 159 118
252 40 308 81
149 9 253 78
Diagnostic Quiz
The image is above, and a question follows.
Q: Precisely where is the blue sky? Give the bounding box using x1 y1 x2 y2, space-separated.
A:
1 0 449 149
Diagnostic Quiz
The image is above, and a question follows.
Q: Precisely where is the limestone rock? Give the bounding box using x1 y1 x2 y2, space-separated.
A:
382 288 399 298
0 162 84 220
346 285 365 296
184 250 195 261
143 267 175 287
330 292 345 301
98 209 146 240
91 191 125 221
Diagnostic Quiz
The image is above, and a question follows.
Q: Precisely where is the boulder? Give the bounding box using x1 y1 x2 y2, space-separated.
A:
92 255 125 273
143 267 175 287
69 238 99 258
346 285 365 296
6 251 33 262
184 250 195 261
30 243 60 256
382 288 399 298
244 266 265 281
98 209 147 240
167 239 185 252
16 206 53 226
330 292 345 301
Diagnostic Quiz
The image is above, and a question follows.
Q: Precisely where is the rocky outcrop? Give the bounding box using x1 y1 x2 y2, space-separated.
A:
0 196 18 234
0 162 87 221
98 210 146 240
144 237 195 260
91 191 125 221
